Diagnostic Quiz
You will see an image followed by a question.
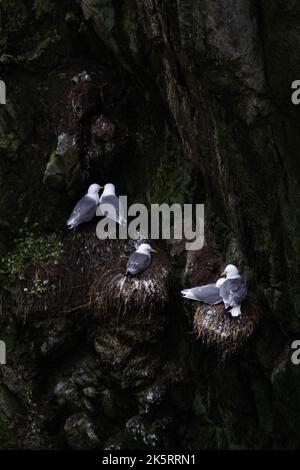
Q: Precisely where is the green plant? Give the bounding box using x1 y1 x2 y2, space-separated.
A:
23 273 50 298
0 225 64 289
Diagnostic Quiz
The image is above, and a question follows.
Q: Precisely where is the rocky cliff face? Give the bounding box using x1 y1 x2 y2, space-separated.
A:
1 0 300 449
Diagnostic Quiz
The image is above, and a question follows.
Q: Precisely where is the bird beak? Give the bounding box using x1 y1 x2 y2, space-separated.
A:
150 249 158 253
99 186 104 190
220 271 226 277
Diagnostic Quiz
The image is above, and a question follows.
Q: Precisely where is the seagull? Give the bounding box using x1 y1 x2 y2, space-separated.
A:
125 243 157 276
181 264 247 317
67 183 101 229
99 183 126 226
218 265 247 317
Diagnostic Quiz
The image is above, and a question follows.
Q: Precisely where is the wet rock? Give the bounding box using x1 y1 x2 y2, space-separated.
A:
38 322 77 361
53 354 102 416
99 388 115 418
64 413 100 450
22 413 50 450
43 133 81 195
271 344 300 447
0 366 25 399
136 0 162 42
91 115 116 143
87 116 131 174
250 377 274 437
138 361 188 415
56 133 77 156
138 383 167 415
68 72 103 123
183 246 223 287
78 0 118 62
83 386 97 398
125 415 174 450
0 384 21 449
40 335 69 360
54 380 79 407
104 431 140 450
94 333 160 389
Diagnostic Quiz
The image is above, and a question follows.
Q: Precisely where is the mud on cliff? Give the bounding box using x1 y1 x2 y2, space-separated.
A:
1 0 300 450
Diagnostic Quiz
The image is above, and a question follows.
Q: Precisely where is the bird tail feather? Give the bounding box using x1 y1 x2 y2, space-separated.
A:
67 221 75 230
181 290 199 301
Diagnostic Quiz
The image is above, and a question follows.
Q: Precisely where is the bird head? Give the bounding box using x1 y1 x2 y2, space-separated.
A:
102 183 116 195
88 183 102 195
137 243 157 255
220 264 240 279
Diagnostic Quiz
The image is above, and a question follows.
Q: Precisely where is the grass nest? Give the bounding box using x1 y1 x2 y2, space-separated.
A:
14 260 80 319
89 251 173 321
193 293 260 359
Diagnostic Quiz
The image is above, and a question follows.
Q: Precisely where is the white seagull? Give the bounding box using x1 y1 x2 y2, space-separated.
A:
125 243 157 276
67 183 101 229
181 264 247 317
99 183 127 226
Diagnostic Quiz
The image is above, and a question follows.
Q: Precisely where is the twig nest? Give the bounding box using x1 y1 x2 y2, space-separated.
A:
193 293 260 359
15 261 78 319
89 251 173 319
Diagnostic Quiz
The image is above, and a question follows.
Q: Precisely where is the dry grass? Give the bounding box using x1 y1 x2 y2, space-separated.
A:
193 293 260 359
14 261 79 319
89 251 173 322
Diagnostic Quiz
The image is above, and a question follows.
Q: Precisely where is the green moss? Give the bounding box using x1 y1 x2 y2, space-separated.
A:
0 54 19 65
44 141 82 196
43 151 65 188
24 33 61 65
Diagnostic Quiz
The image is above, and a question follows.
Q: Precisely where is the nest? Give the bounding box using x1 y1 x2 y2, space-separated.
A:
193 293 260 359
89 251 173 322
14 260 80 320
